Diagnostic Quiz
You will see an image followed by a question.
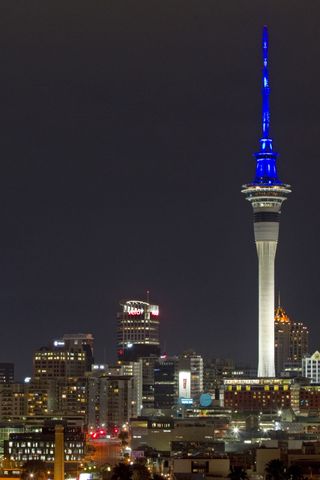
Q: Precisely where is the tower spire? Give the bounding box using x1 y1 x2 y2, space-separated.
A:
254 25 280 185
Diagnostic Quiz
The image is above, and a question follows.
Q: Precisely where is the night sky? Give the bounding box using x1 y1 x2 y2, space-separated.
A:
0 1 319 379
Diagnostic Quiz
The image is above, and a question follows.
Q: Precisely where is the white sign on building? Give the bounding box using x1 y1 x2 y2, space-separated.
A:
179 370 191 399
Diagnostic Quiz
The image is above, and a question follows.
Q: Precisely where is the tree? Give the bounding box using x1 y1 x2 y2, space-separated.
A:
265 459 286 480
287 465 303 480
111 462 132 480
132 462 151 480
228 466 248 480
100 463 113 480
20 460 48 480
118 431 129 446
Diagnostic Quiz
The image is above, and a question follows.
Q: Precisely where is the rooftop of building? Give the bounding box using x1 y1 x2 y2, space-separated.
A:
275 305 291 324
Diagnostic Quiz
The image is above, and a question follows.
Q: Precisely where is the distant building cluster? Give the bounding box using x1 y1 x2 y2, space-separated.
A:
0 298 317 432
2 295 318 477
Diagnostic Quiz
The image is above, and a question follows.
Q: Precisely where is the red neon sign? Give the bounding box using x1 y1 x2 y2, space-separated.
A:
128 308 144 315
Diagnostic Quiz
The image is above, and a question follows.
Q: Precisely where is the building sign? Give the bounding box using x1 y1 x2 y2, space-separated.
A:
148 420 174 429
149 305 159 316
180 398 193 405
127 307 144 315
179 370 191 399
132 450 145 459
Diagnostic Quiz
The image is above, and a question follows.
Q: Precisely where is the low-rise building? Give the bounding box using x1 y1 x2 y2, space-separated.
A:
4 424 85 473
130 416 229 452
222 378 292 412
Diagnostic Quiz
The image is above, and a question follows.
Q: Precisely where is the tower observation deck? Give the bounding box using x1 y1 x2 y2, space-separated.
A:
242 27 291 378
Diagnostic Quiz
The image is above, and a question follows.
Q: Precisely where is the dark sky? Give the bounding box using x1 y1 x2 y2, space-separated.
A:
0 1 319 380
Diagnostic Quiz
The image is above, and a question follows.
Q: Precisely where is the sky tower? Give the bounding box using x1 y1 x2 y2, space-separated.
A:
242 27 291 378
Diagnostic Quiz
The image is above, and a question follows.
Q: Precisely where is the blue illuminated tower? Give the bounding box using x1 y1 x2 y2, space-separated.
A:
242 27 291 378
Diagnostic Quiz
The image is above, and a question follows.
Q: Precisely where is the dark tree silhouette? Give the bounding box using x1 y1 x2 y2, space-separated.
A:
228 466 248 480
132 463 151 480
118 431 129 446
265 459 286 480
111 462 132 480
287 465 304 480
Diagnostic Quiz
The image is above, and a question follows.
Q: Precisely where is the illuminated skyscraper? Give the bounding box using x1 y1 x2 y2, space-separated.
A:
33 337 90 379
242 27 291 377
274 304 291 376
179 351 204 402
117 299 160 361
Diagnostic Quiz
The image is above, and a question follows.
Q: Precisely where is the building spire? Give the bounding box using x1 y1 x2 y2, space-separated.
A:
254 25 280 185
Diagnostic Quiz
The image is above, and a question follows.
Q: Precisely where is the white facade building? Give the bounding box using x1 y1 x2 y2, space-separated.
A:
302 351 320 384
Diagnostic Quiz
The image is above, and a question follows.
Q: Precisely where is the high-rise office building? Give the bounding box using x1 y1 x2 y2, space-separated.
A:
106 361 143 417
179 351 204 402
33 346 87 379
87 362 143 428
89 374 135 428
274 303 309 377
274 305 291 376
140 356 157 412
117 299 160 361
0 383 26 420
154 356 178 411
33 334 93 380
290 321 309 362
0 363 14 384
242 27 291 377
62 333 94 372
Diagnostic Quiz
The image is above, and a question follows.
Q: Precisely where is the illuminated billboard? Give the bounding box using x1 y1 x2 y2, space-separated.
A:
179 370 191 399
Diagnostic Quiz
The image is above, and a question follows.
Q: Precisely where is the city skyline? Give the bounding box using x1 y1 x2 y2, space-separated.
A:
0 2 319 378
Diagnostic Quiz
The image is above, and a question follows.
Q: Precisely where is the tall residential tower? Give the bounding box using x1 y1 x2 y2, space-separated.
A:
242 27 291 377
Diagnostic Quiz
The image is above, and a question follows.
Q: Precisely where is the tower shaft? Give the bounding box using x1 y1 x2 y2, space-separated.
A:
256 241 277 377
254 210 280 377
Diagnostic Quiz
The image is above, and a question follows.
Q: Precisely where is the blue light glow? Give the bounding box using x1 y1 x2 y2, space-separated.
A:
253 26 282 186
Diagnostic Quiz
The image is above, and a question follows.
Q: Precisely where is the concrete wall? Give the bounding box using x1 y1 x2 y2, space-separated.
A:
256 448 280 475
